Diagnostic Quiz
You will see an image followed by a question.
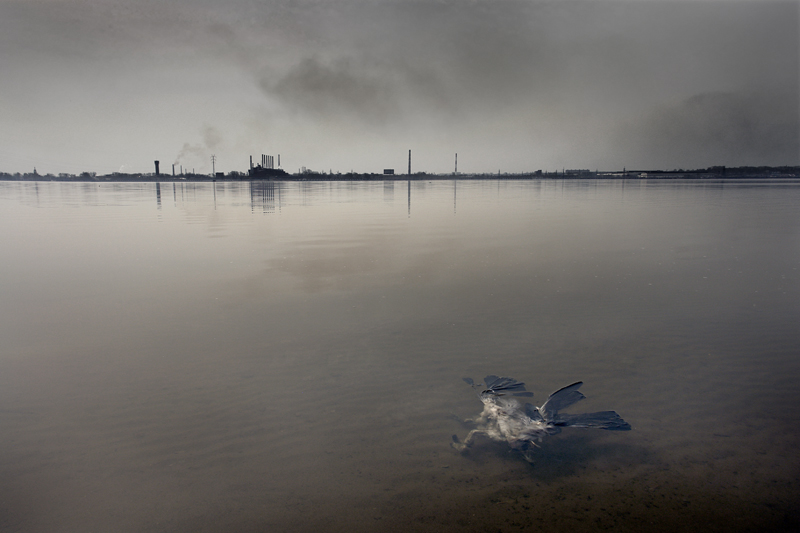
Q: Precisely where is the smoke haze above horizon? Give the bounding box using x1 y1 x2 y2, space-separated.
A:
0 0 797 175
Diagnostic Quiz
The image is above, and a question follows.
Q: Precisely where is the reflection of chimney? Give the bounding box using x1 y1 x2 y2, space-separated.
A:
154 160 160 175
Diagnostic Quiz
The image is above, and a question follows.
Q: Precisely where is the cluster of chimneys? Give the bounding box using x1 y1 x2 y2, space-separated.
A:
156 154 283 176
155 149 459 176
251 154 279 169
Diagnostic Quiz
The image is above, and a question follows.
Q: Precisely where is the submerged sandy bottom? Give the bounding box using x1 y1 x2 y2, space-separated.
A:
1 324 797 533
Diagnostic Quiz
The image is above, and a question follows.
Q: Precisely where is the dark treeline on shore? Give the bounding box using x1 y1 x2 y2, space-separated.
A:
1 166 799 182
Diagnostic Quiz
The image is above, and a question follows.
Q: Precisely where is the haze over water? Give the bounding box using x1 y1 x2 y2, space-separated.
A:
1 179 798 531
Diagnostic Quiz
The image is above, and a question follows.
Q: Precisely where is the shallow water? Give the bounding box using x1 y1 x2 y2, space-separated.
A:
1 179 798 532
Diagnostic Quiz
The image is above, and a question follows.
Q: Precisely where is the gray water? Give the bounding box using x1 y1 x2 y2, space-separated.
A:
1 179 798 532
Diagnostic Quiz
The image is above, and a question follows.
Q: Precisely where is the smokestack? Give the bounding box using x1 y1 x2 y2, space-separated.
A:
408 150 411 175
455 153 457 174
154 160 160 175
278 154 280 167
250 155 253 170
172 164 175 176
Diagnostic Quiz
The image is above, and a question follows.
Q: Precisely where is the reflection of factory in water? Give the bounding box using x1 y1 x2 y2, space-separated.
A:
249 153 288 178
250 181 280 213
149 180 281 213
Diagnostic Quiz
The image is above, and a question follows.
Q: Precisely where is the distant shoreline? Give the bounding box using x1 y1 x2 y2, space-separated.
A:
2 166 798 182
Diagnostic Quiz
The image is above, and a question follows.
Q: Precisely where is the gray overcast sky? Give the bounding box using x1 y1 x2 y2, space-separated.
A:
0 0 797 175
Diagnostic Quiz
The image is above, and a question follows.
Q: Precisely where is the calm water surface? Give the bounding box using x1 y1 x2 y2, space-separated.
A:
1 180 798 532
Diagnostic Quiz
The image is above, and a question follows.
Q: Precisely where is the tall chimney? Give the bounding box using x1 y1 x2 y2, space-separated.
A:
250 155 253 170
455 153 457 174
154 160 160 175
278 154 280 167
408 150 411 175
